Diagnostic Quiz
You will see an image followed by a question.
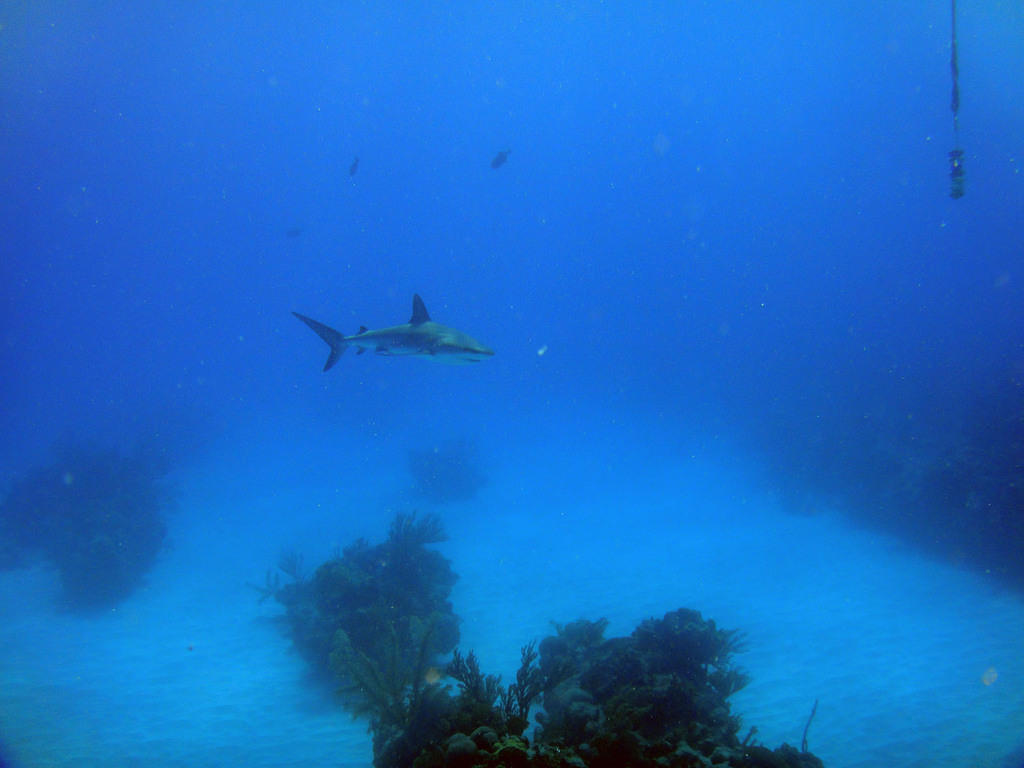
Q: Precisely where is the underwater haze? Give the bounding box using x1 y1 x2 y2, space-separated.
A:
2 2 1023 767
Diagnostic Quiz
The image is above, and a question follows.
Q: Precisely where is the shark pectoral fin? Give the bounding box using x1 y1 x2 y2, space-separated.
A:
375 346 391 355
356 348 366 355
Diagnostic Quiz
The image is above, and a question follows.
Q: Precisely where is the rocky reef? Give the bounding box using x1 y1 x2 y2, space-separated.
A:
407 439 487 503
265 513 459 712
0 444 169 609
918 378 1024 587
264 518 824 767
401 609 824 768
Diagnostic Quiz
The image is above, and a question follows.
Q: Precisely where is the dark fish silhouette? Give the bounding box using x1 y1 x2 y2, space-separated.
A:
349 156 360 176
490 149 511 169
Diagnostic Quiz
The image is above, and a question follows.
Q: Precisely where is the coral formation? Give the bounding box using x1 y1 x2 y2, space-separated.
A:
918 379 1024 586
535 610 749 752
266 512 460 764
408 439 487 503
770 371 1024 594
411 609 824 767
265 520 825 767
0 444 168 609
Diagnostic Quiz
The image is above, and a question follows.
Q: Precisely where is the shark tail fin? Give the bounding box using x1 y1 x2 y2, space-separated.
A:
292 312 347 371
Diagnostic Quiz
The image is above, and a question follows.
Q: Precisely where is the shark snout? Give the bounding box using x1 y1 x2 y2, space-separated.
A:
461 344 494 362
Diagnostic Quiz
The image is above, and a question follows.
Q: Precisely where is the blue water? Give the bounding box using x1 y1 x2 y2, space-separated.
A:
2 3 1023 767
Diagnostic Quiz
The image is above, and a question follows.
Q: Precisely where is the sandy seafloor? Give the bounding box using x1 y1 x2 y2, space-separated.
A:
2 417 1023 768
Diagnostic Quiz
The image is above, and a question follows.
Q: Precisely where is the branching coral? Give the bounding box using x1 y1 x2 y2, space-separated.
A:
397 609 821 768
332 612 457 768
259 511 460 768
260 518 823 768
500 641 544 733
246 568 283 604
277 549 305 582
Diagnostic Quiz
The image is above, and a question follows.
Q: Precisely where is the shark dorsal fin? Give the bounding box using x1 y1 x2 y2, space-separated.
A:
410 294 430 325
357 326 368 335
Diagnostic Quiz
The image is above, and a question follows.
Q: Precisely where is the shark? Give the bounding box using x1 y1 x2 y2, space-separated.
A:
293 294 494 371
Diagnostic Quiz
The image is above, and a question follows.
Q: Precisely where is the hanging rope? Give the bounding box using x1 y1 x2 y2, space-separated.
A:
949 0 965 198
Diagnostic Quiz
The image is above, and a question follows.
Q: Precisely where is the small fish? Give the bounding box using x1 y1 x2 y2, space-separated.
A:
293 294 494 371
349 156 360 176
490 149 511 169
